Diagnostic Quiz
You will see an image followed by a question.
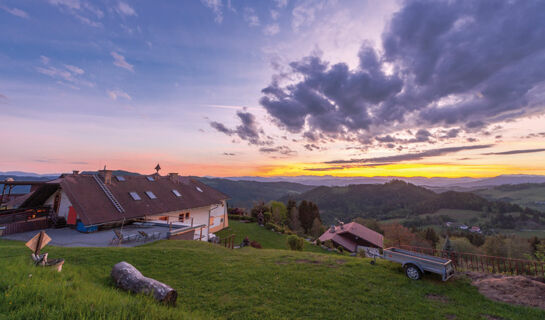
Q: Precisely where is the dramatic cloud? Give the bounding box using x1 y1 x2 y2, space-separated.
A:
259 145 297 156
107 89 131 101
260 0 545 148
0 5 29 18
325 144 493 164
111 52 134 72
483 148 545 156
210 111 270 146
201 0 223 23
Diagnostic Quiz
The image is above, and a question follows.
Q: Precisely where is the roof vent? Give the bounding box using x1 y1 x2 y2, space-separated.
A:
340 222 344 230
73 170 79 175
329 225 336 233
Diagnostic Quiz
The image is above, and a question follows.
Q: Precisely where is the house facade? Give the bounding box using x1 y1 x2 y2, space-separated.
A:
20 170 229 240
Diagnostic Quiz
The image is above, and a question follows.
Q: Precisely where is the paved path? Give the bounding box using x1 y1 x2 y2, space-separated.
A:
3 224 169 247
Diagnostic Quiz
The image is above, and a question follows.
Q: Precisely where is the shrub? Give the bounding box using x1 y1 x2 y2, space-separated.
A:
315 239 321 246
263 212 272 224
265 222 284 233
337 246 344 253
449 237 482 254
228 214 256 222
323 240 334 249
287 235 304 251
250 241 262 249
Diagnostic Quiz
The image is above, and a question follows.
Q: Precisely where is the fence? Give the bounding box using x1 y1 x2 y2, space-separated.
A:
219 234 236 249
0 207 51 235
399 245 545 277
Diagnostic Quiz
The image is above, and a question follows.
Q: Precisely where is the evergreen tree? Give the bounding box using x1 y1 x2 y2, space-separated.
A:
310 218 324 238
288 205 302 233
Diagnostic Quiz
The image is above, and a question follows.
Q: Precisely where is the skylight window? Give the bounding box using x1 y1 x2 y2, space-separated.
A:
146 176 155 181
129 192 141 200
172 189 182 197
116 176 126 182
145 191 157 199
196 186 203 192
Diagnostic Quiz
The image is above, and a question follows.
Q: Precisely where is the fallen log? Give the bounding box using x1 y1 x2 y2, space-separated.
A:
111 261 177 305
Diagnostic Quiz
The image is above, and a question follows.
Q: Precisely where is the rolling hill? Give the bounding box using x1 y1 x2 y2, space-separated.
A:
475 183 545 212
194 177 314 208
280 180 539 225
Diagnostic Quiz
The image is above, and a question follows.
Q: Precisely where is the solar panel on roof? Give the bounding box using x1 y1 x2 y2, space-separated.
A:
129 192 141 200
146 176 155 181
196 186 203 192
116 176 126 181
172 189 182 197
145 191 157 199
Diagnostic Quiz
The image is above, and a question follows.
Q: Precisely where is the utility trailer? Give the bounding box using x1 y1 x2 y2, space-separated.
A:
380 247 455 281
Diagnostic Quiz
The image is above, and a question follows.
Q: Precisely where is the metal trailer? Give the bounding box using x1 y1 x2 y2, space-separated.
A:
381 247 455 281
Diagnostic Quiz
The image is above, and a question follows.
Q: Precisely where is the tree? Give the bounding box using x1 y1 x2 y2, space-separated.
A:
269 201 287 225
535 242 545 262
442 236 453 253
310 218 324 238
288 205 302 234
382 223 418 247
251 202 268 218
298 201 321 234
424 228 440 249
353 217 383 234
482 235 508 257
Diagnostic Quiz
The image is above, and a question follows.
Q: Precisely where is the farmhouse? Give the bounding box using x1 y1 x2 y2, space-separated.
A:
319 222 383 253
2 169 229 240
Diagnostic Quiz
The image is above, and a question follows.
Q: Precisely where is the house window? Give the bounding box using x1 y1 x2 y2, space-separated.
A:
179 213 185 222
186 212 190 218
146 176 155 181
172 189 182 197
145 191 157 199
116 176 126 181
129 192 141 200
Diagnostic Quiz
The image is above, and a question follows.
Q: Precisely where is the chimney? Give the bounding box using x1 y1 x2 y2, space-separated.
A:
73 170 79 175
340 222 344 230
169 173 179 183
329 225 336 233
99 169 112 185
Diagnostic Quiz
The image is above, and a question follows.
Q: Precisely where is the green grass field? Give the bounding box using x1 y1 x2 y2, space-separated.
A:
216 221 325 253
476 186 545 212
1 238 544 319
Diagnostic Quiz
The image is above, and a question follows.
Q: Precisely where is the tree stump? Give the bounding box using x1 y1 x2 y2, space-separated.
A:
111 261 177 305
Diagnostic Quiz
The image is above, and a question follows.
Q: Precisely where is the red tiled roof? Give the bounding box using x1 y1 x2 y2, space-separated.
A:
319 222 384 250
24 173 228 226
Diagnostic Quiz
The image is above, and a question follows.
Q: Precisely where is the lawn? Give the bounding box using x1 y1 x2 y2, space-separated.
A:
216 220 325 253
1 239 544 319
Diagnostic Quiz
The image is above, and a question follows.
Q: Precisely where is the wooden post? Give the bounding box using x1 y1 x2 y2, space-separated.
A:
199 227 203 241
35 231 44 255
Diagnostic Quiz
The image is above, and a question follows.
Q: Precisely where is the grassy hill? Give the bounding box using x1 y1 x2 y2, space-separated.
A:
1 239 544 320
194 177 314 209
475 183 545 212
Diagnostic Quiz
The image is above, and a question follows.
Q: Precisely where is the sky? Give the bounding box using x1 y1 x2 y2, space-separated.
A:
1 0 545 178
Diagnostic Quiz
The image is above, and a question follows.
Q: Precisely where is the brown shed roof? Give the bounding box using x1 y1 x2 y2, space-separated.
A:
23 173 229 226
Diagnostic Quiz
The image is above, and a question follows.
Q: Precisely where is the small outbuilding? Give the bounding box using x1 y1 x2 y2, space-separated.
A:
319 222 383 252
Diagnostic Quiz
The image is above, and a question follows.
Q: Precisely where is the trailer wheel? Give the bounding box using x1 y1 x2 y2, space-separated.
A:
404 264 422 280
370 260 375 265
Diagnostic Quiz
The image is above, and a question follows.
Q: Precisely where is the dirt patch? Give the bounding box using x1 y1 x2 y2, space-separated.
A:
465 272 545 310
335 259 347 265
425 293 449 303
295 259 322 265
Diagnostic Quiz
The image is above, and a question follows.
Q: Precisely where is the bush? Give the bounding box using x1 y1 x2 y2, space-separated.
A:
315 239 321 246
337 246 344 253
287 235 304 251
263 211 272 224
449 237 482 254
250 241 262 249
265 222 284 233
323 240 334 249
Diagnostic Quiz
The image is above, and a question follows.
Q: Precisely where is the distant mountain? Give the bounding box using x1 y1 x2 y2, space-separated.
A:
0 171 60 177
225 174 545 189
194 177 314 209
279 180 531 224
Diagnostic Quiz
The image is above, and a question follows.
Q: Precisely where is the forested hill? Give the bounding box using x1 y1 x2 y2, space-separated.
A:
194 177 315 208
280 180 533 224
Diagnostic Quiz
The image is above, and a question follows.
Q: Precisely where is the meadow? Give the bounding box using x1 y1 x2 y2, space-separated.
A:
1 235 545 319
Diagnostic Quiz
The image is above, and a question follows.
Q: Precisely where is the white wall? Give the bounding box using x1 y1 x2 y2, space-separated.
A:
44 191 73 220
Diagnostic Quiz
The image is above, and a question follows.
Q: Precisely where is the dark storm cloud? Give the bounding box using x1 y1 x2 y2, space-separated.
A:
325 144 492 164
210 111 270 146
483 148 545 156
259 0 545 145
